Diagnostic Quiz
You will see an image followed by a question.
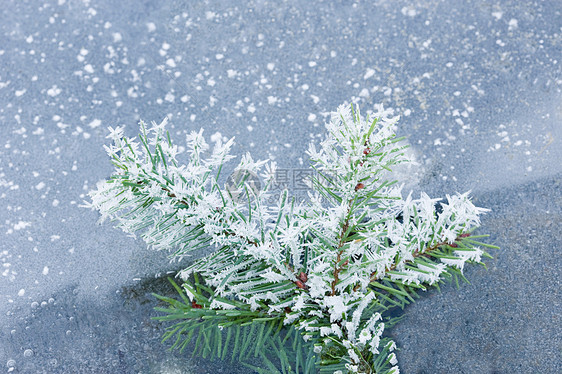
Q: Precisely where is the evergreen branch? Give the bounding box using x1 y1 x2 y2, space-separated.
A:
88 103 496 374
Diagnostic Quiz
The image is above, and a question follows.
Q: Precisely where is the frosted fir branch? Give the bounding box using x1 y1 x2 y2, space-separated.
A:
88 103 497 374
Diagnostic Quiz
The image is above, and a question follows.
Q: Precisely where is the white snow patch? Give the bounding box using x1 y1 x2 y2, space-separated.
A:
364 68 375 80
42 266 49 275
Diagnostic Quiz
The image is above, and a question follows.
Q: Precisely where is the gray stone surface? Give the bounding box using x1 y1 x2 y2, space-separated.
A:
0 0 560 373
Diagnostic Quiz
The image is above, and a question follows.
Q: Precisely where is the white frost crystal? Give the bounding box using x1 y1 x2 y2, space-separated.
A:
88 103 492 374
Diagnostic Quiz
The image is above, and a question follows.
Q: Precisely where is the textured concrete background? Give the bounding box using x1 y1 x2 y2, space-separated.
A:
0 0 560 373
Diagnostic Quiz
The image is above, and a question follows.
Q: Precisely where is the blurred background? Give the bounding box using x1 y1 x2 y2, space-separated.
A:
1 1 560 373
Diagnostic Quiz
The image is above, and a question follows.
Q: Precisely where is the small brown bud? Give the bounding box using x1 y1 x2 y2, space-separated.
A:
459 233 471 238
449 243 458 248
298 272 308 283
363 147 371 155
295 280 306 289
191 301 203 309
284 307 292 313
355 183 365 191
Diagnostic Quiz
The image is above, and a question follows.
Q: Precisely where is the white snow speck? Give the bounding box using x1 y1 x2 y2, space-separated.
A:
267 96 277 105
359 88 369 97
165 92 175 102
508 19 518 29
207 78 216 86
15 89 26 97
35 182 45 190
492 11 503 20
42 266 49 275
227 69 237 78
401 7 417 17
14 221 31 230
87 119 101 129
80 48 89 56
308 113 317 122
112 32 122 42
18 289 25 297
364 68 375 80
47 85 61 97
146 22 156 32
267 63 275 71
210 132 222 143
308 61 317 67
52 199 59 207
166 58 176 67
84 64 94 73
26 35 33 43
215 53 224 60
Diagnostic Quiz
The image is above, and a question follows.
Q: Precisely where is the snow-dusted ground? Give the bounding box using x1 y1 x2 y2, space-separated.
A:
0 0 560 373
